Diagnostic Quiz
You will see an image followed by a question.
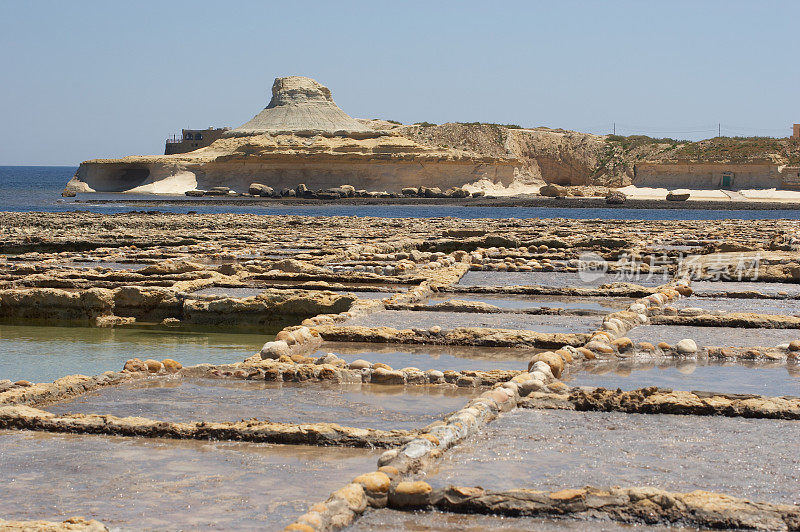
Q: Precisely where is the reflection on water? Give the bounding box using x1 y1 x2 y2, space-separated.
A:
0 324 268 383
46 378 476 430
0 430 378 530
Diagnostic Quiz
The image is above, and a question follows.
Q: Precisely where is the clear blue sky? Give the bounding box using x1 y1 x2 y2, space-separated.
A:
1 0 798 165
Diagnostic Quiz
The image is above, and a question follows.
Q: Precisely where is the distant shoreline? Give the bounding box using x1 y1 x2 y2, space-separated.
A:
73 195 800 211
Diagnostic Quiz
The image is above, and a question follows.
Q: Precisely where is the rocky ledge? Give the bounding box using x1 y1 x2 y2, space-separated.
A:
0 405 416 448
521 386 800 420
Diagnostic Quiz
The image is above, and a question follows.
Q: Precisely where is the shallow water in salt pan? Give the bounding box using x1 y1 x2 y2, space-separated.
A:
62 261 148 270
349 509 689 531
566 361 800 396
335 290 394 299
626 324 800 347
672 295 800 315
691 280 800 296
457 271 669 288
0 324 266 383
423 409 800 505
0 430 379 530
343 310 600 333
188 286 266 298
312 342 530 372
46 378 475 430
427 293 634 313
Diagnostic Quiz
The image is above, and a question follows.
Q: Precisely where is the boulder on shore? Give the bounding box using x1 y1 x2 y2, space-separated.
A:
667 190 691 201
539 184 567 197
605 190 627 204
248 183 274 197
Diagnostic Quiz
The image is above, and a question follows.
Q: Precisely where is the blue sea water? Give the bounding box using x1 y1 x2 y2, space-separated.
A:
2 165 800 220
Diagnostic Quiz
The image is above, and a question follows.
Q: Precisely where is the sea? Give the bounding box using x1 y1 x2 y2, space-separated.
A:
2 165 800 220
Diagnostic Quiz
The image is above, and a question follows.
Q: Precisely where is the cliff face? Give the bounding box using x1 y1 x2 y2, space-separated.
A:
392 122 640 187
65 78 522 195
65 130 521 195
389 124 800 188
65 76 800 196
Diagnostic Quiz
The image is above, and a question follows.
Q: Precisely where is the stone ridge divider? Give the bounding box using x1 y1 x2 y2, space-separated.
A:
0 285 356 328
521 386 800 420
560 281 694 364
574 343 797 363
283 281 690 531
0 371 147 409
313 325 589 350
189 357 522 388
284 359 565 531
0 404 416 448
259 279 443 361
385 300 607 316
440 283 660 297
652 312 800 329
385 485 800 531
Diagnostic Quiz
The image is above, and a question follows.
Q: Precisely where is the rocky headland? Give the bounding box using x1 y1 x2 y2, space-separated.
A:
64 75 800 200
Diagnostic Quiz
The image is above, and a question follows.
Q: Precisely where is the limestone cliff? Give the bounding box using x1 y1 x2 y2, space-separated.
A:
64 77 521 195
65 76 800 195
373 122 800 189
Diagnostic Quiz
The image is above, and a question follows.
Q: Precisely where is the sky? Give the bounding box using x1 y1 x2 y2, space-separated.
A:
0 0 798 166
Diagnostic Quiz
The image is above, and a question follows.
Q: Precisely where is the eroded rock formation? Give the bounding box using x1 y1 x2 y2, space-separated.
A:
64 77 520 195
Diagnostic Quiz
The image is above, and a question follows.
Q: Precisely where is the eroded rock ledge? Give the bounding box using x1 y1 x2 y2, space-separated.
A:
315 325 589 349
0 517 108 532
521 386 800 420
411 485 800 531
0 405 415 448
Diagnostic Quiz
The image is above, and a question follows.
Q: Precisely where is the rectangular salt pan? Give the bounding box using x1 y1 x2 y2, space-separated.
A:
0 430 379 530
0 323 264 384
424 409 800 505
45 378 476 431
312 342 531 372
565 362 800 397
673 296 800 315
427 293 634 313
626 324 800 348
691 280 800 297
343 310 601 334
458 271 669 288
188 286 266 298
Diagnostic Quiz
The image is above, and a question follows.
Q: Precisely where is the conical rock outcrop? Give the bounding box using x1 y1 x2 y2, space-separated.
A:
230 76 372 136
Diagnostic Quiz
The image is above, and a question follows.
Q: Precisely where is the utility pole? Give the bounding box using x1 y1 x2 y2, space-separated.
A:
613 122 615 135
718 123 721 137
